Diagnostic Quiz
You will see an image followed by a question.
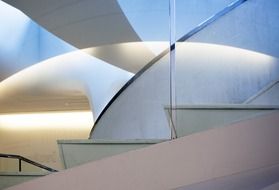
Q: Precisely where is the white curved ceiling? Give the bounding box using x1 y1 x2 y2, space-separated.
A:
0 50 132 115
83 42 167 73
3 0 141 48
2 0 237 73
2 0 164 73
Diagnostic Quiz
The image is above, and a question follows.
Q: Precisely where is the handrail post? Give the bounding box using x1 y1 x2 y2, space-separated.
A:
19 158 22 172
0 153 58 172
169 0 177 139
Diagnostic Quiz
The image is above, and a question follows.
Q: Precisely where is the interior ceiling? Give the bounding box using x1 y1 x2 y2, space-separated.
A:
2 0 161 73
0 95 90 113
3 0 141 48
0 48 134 114
0 0 159 113
83 42 168 73
0 42 168 114
4 0 277 115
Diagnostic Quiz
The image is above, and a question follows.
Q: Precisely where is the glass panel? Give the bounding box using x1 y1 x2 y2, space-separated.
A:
166 106 278 138
0 158 18 172
91 0 171 139
174 0 279 137
175 0 235 41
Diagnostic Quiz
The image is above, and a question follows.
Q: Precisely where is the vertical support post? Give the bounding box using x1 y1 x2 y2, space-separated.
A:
19 158 22 172
169 0 177 139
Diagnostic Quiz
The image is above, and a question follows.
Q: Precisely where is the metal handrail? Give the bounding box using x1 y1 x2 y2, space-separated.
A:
89 0 248 137
0 153 58 172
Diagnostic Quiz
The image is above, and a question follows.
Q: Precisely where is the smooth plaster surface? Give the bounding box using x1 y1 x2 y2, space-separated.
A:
174 164 279 190
6 112 279 190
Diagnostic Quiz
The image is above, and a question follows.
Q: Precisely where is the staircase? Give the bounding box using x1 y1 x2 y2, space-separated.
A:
3 111 279 190
0 154 57 189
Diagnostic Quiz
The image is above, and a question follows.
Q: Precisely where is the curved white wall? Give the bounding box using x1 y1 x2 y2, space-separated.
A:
91 43 279 139
93 51 171 139
175 43 279 104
